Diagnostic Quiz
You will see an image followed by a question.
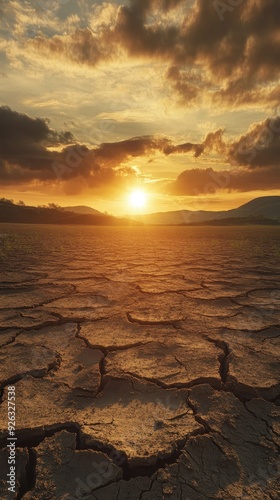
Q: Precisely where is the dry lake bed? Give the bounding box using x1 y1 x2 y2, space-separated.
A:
0 224 279 499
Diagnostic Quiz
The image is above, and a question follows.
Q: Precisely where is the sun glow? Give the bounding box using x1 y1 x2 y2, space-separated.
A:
128 189 148 209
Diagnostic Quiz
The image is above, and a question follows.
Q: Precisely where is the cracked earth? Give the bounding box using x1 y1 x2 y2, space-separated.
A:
0 225 279 499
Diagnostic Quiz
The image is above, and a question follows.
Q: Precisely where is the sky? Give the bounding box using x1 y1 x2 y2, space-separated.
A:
0 0 280 215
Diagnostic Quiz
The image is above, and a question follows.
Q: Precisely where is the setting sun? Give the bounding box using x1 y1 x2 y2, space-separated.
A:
128 189 148 209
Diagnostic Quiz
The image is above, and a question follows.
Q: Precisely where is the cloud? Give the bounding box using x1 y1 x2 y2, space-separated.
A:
28 27 113 66
11 0 278 108
167 117 280 196
0 106 74 182
229 116 280 168
165 65 203 103
0 106 221 190
163 129 226 157
175 0 280 106
1 106 279 197
167 165 280 196
21 0 184 68
0 105 73 148
113 0 183 59
167 116 280 195
0 106 168 192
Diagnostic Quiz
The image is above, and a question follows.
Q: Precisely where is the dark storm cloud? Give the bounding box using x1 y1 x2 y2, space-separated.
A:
0 106 216 189
167 0 280 104
168 116 280 195
0 105 73 150
0 107 169 188
29 0 183 65
0 106 74 183
163 129 226 157
1 107 279 195
50 135 171 190
167 165 280 196
229 117 280 168
26 0 280 106
93 135 170 165
113 0 183 58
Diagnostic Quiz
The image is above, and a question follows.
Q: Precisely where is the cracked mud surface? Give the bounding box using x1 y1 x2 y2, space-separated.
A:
0 225 280 499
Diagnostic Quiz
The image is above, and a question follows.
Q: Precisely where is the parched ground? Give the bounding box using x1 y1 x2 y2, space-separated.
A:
0 225 279 499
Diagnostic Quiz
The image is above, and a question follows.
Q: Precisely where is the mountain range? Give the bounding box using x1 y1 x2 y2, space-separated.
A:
0 196 279 225
61 196 280 225
62 206 103 216
0 200 140 226
130 196 280 225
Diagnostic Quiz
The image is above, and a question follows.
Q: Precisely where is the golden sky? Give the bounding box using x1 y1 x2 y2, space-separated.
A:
0 0 280 214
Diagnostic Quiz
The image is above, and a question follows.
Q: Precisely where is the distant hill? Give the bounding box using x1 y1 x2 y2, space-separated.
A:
0 200 140 226
134 197 280 225
1 196 279 226
62 206 103 216
188 216 280 226
223 196 280 220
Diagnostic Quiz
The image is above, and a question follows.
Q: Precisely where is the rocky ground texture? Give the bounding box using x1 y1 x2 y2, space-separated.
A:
0 225 279 499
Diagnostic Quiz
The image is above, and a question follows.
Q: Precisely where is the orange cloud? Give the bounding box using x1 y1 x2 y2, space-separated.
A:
1 106 279 197
19 0 280 108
